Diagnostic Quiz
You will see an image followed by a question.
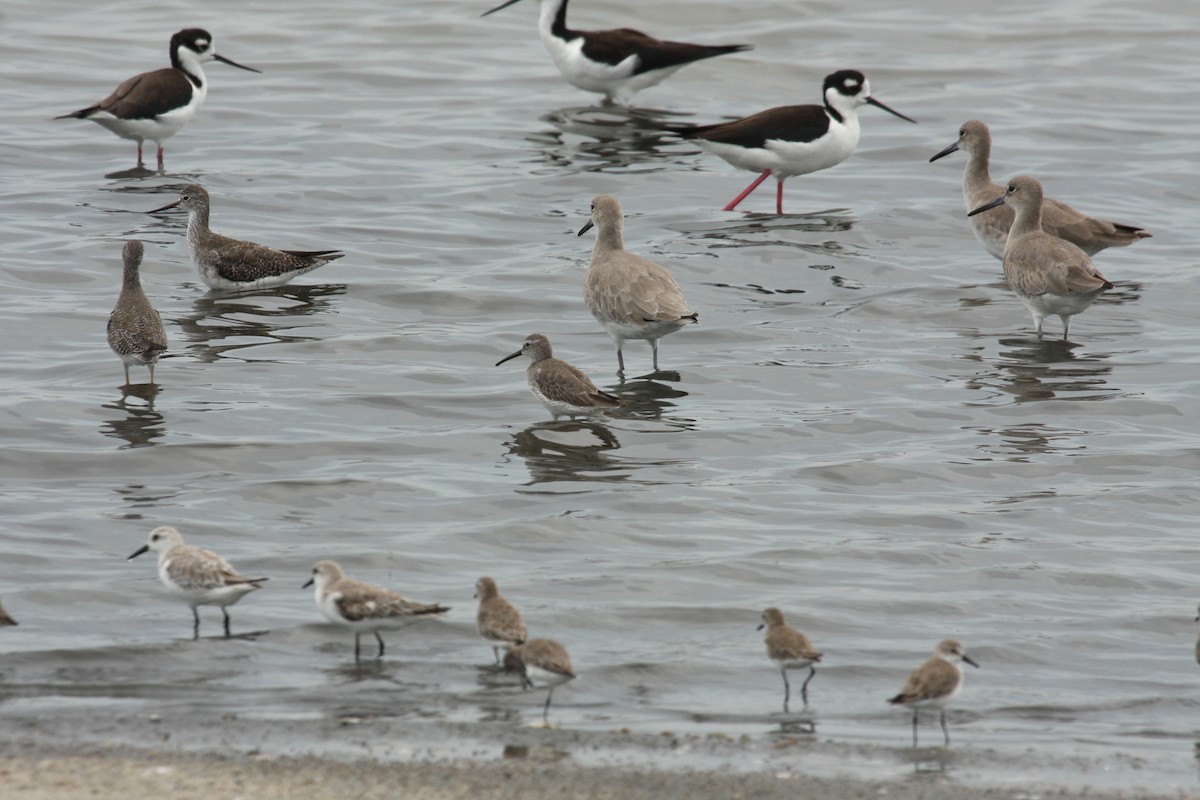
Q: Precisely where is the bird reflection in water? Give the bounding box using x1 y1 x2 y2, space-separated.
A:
174 283 345 363
99 383 166 449
971 336 1118 405
533 105 690 173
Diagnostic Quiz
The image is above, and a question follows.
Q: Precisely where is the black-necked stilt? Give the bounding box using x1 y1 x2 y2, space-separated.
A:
931 120 1150 260
578 194 697 375
147 185 344 292
969 175 1114 340
56 29 260 172
672 69 915 214
481 0 750 106
495 333 622 420
107 240 167 386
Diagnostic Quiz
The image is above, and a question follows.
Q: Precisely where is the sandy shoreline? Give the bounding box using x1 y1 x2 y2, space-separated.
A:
1 741 1190 800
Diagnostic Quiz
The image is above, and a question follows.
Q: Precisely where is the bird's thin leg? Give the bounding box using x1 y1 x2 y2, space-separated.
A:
781 667 791 712
222 607 231 638
191 607 200 640
542 687 554 724
156 146 165 173
800 665 816 704
374 631 385 660
493 646 502 665
776 179 785 214
723 170 771 212
148 363 155 384
354 633 362 662
911 709 919 748
940 709 950 746
136 141 144 168
123 365 130 386
651 339 660 372
1061 315 1071 341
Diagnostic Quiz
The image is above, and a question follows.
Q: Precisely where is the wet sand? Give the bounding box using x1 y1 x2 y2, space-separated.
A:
2 743 1188 800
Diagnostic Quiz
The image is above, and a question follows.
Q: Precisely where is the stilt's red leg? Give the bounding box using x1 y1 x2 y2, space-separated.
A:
136 142 144 168
722 170 772 212
156 146 165 172
776 179 785 214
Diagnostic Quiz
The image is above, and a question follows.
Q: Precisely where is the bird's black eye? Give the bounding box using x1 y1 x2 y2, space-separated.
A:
1008 184 1017 193
959 129 965 137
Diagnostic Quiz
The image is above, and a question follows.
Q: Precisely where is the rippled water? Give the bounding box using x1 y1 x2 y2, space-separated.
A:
2 0 1198 791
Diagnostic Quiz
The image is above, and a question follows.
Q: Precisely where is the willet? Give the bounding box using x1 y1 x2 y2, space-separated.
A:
127 525 267 640
148 185 344 291
931 120 1150 259
578 194 697 373
504 637 576 725
56 29 260 172
496 333 621 419
671 70 915 213
480 0 750 107
758 607 823 711
475 576 528 665
303 560 449 663
969 175 1114 340
107 240 167 386
888 639 979 747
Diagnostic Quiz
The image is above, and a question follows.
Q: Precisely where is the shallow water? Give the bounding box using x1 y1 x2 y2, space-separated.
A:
1 0 1199 791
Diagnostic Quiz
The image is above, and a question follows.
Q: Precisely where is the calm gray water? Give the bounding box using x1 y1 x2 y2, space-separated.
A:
2 0 1199 791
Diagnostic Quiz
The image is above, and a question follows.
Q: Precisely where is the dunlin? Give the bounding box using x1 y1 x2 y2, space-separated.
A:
578 194 697 374
148 185 344 292
107 240 167 386
931 120 1149 259
475 576 528 664
888 638 979 747
970 175 1114 340
127 525 267 639
303 560 449 662
504 637 575 724
496 333 621 420
758 607 823 710
56 29 260 172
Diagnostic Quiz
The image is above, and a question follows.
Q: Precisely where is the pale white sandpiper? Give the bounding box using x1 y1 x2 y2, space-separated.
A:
969 175 1114 340
303 560 449 663
504 637 576 724
578 194 697 374
930 120 1150 260
0 596 17 627
671 70 915 213
148 185 344 292
496 332 621 420
107 240 167 386
127 525 267 639
475 576 528 665
56 29 260 172
480 0 750 107
888 638 979 747
758 607 823 711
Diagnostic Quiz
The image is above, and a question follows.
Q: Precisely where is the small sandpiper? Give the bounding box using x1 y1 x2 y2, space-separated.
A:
475 576 528 665
107 240 167 386
671 70 915 213
148 185 344 292
931 120 1150 259
303 560 449 663
496 333 621 420
888 638 979 747
578 194 697 374
56 29 260 172
969 175 1114 340
0 596 17 627
504 637 576 725
481 0 750 107
758 607 823 711
127 525 267 640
